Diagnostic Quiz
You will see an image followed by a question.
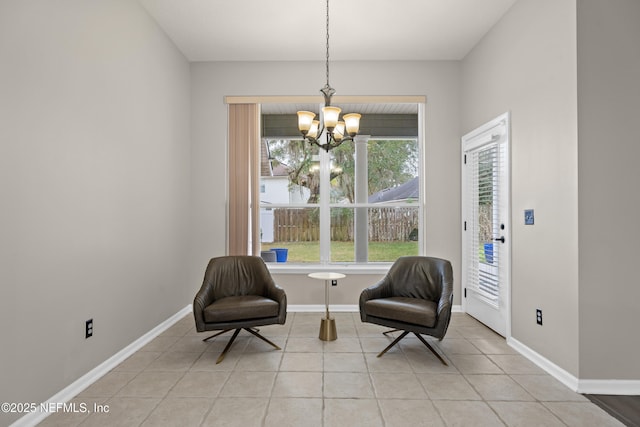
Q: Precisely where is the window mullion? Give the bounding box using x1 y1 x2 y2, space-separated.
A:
354 135 370 263
319 136 331 264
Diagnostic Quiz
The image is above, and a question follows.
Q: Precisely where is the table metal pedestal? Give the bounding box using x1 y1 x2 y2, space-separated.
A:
308 272 345 341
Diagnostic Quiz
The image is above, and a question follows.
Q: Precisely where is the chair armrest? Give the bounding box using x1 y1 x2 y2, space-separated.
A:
437 267 454 316
433 266 454 339
359 277 392 321
360 277 392 301
267 284 288 324
437 293 453 317
193 282 216 332
267 284 286 304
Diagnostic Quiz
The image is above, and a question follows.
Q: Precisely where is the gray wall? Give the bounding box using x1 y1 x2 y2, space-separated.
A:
461 0 580 375
3 4 639 423
0 1 192 425
577 0 640 380
463 0 640 382
190 61 463 305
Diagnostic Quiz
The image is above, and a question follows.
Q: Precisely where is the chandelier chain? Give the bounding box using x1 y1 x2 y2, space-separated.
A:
325 0 330 87
296 0 360 152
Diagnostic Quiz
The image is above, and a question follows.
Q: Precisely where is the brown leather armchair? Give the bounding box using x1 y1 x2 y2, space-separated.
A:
359 256 453 364
193 255 287 363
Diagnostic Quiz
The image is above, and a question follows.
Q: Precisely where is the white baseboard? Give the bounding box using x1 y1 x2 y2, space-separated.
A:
578 380 640 395
508 336 640 395
11 305 192 427
507 336 580 391
289 304 464 313
288 304 359 312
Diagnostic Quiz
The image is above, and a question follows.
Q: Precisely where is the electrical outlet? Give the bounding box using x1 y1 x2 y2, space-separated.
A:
536 309 543 325
85 319 93 338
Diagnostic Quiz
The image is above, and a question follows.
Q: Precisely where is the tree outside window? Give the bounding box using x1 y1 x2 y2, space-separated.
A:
260 137 420 264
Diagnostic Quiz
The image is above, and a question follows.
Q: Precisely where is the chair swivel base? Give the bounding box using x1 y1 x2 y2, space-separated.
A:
319 317 337 341
378 330 448 366
203 328 281 364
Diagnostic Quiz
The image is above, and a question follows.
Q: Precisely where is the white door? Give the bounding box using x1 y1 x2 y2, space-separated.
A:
461 113 510 337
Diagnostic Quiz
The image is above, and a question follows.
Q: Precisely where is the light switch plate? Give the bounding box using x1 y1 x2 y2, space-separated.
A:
525 209 534 225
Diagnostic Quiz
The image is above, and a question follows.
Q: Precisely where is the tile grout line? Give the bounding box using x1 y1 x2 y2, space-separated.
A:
41 313 620 427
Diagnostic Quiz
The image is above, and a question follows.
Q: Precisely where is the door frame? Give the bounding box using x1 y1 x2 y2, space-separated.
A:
461 112 512 338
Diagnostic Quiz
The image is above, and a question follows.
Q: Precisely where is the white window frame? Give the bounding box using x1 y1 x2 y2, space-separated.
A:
226 96 426 274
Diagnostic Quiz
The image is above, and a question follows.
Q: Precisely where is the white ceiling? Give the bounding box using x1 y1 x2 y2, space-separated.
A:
138 0 518 62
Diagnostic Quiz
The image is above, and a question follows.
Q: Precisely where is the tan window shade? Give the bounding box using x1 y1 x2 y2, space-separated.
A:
228 104 260 255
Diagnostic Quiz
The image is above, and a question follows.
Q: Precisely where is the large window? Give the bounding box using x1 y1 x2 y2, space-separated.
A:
259 126 422 264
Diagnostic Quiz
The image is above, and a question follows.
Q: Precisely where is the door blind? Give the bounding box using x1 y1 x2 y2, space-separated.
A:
466 140 501 303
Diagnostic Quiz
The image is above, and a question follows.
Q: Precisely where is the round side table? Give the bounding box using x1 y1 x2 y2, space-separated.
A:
308 272 346 341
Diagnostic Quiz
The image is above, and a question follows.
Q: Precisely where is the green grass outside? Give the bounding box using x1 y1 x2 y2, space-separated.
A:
261 241 419 263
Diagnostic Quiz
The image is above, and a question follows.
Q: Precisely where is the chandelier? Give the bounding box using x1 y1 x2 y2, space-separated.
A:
297 0 361 152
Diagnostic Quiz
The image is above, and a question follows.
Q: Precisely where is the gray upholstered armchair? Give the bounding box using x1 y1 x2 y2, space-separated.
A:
193 255 287 363
359 256 453 364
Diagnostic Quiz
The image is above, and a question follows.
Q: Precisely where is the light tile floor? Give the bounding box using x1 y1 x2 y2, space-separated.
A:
38 312 624 427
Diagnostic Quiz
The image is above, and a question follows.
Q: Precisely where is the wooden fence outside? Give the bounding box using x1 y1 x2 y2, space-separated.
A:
272 207 418 242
